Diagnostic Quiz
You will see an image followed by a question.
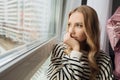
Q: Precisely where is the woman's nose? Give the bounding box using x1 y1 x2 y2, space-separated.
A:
69 26 75 32
69 27 75 37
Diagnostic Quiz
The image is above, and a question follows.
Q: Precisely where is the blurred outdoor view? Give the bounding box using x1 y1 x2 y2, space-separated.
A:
0 0 53 55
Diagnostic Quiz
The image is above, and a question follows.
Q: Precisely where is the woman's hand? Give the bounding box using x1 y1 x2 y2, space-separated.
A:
63 33 80 51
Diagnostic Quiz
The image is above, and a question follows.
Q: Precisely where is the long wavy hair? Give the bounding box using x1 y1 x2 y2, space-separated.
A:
66 5 100 80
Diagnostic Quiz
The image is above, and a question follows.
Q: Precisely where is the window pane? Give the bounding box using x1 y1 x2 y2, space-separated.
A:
0 0 55 55
0 0 56 72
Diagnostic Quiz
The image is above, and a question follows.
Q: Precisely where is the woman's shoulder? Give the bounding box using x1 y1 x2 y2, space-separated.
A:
53 42 66 50
51 42 66 58
96 50 111 64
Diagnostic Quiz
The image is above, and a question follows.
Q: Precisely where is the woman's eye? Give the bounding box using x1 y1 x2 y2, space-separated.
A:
68 23 70 26
68 23 71 28
76 23 82 28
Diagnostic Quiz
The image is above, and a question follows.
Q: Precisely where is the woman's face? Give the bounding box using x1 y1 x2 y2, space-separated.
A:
68 11 86 42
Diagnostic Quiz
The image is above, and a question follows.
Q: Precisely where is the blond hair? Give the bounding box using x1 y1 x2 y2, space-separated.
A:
66 5 100 80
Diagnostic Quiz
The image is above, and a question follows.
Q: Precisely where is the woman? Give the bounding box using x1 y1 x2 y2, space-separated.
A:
47 5 114 80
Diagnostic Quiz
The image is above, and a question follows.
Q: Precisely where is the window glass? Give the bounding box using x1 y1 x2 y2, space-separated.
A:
0 0 55 55
0 0 56 72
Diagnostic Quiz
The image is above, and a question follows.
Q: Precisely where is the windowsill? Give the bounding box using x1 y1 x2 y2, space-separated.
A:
30 54 51 80
0 36 57 80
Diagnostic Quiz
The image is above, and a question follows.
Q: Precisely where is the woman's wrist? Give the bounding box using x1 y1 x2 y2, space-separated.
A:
70 50 83 59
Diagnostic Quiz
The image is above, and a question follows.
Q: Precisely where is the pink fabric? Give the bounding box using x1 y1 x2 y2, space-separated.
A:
107 7 120 79
114 40 120 79
107 7 120 50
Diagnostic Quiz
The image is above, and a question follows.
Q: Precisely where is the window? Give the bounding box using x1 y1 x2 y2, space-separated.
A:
0 0 57 73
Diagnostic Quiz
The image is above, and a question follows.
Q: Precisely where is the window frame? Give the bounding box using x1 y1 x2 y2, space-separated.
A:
0 1 63 80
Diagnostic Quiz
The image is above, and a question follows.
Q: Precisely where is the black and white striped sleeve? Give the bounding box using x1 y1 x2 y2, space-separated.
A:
97 54 114 80
47 43 84 80
100 60 114 80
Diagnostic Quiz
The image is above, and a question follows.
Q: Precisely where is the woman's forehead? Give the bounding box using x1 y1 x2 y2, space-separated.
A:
68 12 84 23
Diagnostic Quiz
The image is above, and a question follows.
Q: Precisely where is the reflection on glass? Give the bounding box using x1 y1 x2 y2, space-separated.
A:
0 0 53 55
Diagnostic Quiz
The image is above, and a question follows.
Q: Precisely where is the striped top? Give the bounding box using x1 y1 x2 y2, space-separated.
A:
47 43 114 80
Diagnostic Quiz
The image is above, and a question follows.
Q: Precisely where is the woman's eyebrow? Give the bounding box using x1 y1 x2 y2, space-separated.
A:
75 22 83 24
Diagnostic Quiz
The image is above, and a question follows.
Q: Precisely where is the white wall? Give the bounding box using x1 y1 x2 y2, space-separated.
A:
87 0 113 53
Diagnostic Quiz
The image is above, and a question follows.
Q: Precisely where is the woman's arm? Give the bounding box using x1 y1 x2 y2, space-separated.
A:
47 43 84 80
98 58 114 80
